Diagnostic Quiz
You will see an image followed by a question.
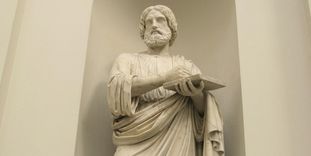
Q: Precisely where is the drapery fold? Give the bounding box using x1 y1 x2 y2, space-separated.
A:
112 94 189 145
107 53 225 156
203 93 225 156
107 73 139 117
109 91 224 156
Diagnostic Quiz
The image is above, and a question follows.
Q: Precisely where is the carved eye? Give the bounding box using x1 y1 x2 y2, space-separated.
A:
157 17 166 23
146 19 152 25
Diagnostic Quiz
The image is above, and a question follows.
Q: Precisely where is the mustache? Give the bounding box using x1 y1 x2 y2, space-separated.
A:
150 29 163 35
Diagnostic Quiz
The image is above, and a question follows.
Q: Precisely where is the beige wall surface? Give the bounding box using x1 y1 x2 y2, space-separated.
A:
0 0 18 83
0 0 18 125
75 0 245 156
235 0 311 156
0 0 93 156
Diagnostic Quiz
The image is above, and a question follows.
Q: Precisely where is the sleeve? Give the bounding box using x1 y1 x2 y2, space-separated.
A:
107 53 139 117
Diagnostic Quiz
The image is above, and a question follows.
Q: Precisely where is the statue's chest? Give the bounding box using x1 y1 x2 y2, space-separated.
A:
133 55 175 76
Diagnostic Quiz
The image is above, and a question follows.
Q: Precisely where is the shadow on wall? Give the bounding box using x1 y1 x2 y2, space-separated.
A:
80 81 115 156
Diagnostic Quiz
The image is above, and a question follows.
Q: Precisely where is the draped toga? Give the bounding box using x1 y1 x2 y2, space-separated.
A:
107 53 224 156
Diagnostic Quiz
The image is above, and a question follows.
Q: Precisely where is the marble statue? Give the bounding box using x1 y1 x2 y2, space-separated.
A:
107 5 224 156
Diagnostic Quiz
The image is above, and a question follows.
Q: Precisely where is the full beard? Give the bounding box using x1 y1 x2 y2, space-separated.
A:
144 31 172 48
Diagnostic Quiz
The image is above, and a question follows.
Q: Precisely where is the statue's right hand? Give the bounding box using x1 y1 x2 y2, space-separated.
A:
162 66 192 83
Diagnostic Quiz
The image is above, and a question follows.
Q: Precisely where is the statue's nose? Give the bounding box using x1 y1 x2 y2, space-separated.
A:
152 24 158 29
151 20 159 29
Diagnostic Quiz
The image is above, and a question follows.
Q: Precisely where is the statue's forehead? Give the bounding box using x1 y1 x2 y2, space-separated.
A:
145 10 165 20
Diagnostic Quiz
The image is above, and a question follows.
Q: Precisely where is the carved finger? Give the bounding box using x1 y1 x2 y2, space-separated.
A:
180 72 191 78
180 73 190 78
198 81 205 90
186 79 197 92
183 68 191 73
182 68 191 75
179 79 187 95
181 79 191 95
174 83 182 94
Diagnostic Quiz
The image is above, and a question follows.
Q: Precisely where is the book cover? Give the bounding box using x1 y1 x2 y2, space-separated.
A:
163 74 225 91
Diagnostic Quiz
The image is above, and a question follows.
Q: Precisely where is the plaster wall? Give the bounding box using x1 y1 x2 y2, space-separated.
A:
235 0 311 155
0 0 18 83
0 0 93 156
0 0 19 126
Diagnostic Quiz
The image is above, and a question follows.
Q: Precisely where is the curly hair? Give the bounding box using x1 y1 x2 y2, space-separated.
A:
139 5 178 46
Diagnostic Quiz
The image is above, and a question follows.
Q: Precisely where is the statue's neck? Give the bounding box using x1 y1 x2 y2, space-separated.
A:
147 44 170 56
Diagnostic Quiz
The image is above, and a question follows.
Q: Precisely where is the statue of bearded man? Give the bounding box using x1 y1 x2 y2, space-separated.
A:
107 5 225 156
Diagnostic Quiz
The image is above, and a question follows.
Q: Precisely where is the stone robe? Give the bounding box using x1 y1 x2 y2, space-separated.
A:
107 53 224 156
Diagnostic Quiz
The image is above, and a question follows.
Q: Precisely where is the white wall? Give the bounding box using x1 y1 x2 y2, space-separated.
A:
235 0 311 156
0 0 18 125
0 0 18 83
75 0 245 156
0 0 93 156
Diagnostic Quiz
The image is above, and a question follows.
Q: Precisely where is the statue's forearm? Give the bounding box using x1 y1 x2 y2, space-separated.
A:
191 92 204 115
131 74 166 97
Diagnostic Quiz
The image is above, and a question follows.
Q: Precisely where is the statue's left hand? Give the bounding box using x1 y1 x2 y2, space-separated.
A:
174 78 204 96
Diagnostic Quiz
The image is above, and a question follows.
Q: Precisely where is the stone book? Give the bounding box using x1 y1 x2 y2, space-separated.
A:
163 74 225 91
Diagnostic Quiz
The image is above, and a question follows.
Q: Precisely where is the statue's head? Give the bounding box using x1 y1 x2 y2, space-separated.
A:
139 5 178 48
